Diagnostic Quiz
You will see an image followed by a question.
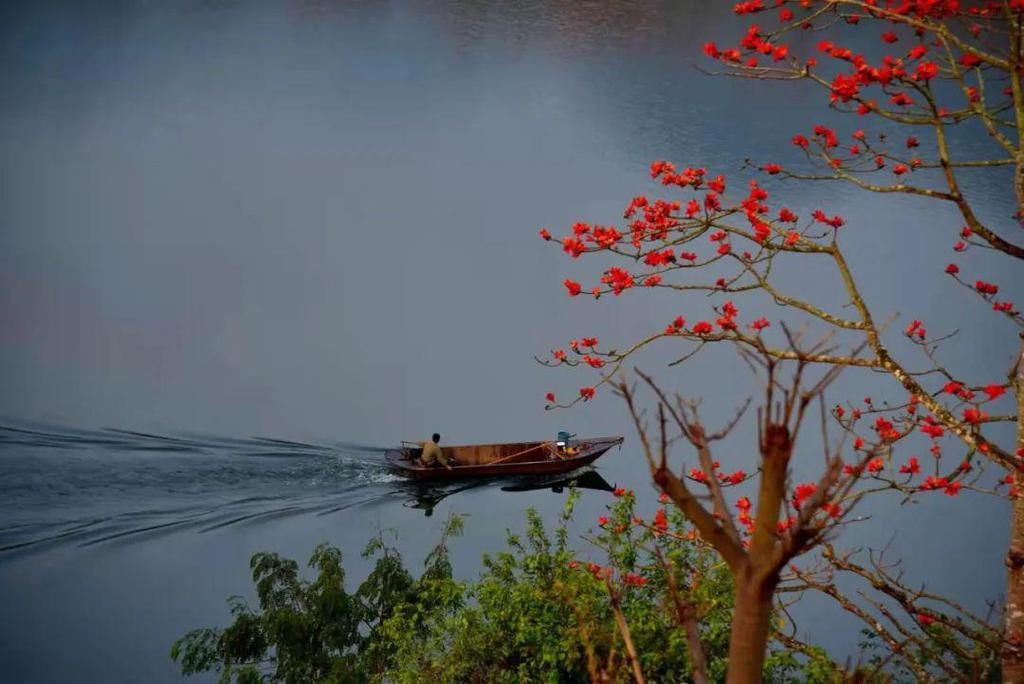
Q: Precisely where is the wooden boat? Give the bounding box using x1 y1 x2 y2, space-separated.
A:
385 436 624 480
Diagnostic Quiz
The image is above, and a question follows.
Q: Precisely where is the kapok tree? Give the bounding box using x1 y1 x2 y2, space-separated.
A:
538 0 1022 679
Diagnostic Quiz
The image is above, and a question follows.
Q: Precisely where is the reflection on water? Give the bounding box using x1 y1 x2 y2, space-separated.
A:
399 468 615 516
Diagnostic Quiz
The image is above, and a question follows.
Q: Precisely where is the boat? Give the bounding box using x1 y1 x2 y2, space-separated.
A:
385 436 624 480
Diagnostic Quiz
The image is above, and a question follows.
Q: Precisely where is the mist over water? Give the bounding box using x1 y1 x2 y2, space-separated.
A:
0 0 1018 681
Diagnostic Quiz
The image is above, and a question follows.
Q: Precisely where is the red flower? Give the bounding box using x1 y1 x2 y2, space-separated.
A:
597 516 609 526
963 408 987 425
564 279 582 297
890 92 914 106
545 392 556 403
867 457 885 474
689 468 709 483
785 231 799 246
913 61 938 81
792 134 810 149
653 507 668 533
736 496 751 510
581 337 598 347
703 42 720 59
692 321 714 335
751 317 770 331
583 355 605 369
893 164 909 175
792 482 817 508
762 163 783 174
852 129 866 141
658 492 670 504
984 384 1006 400
899 457 921 475
779 7 793 20
623 572 648 587
613 487 626 497
945 263 959 275
778 207 798 222
975 280 999 296
539 228 552 240
906 136 919 148
944 481 962 497
822 502 842 519
918 613 936 626
579 387 595 401
960 53 981 67
568 560 580 569
724 470 746 485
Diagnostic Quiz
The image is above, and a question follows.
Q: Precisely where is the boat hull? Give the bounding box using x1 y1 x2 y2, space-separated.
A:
385 436 622 480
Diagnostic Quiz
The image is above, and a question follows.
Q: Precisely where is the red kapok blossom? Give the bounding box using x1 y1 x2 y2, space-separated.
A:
963 407 987 425
945 263 960 275
653 507 668 533
579 386 595 401
692 321 714 335
900 457 921 475
822 502 842 519
545 392 556 403
984 384 1006 400
792 482 817 508
598 516 609 526
975 280 999 296
564 279 582 297
624 572 648 587
539 228 552 240
944 481 963 497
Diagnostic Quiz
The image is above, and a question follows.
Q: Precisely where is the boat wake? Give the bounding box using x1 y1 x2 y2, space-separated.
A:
0 421 616 559
0 421 403 558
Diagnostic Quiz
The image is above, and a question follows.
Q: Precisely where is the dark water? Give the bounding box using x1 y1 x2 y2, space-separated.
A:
0 420 625 682
1 0 1018 681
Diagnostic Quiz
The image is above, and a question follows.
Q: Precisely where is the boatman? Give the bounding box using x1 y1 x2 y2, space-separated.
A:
420 433 452 469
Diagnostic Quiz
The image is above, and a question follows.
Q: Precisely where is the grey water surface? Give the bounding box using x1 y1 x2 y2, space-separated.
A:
1 1 1018 681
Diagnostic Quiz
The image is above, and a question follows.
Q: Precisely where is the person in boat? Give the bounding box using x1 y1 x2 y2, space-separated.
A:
556 431 579 456
419 433 452 469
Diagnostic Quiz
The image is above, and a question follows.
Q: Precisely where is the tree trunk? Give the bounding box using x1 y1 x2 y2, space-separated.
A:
1004 336 1024 683
726 571 773 684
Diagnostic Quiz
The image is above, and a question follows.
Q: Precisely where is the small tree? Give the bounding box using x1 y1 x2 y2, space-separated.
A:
539 1 1020 679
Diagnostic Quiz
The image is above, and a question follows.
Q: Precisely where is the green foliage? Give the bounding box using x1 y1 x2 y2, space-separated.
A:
172 491 831 682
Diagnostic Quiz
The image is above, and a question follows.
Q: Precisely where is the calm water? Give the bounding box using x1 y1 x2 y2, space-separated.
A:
1 1 1018 681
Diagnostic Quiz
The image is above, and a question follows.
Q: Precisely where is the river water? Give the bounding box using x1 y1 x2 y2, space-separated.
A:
1 1 1017 681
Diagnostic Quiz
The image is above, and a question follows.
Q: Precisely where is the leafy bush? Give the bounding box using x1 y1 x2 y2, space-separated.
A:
172 489 835 682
